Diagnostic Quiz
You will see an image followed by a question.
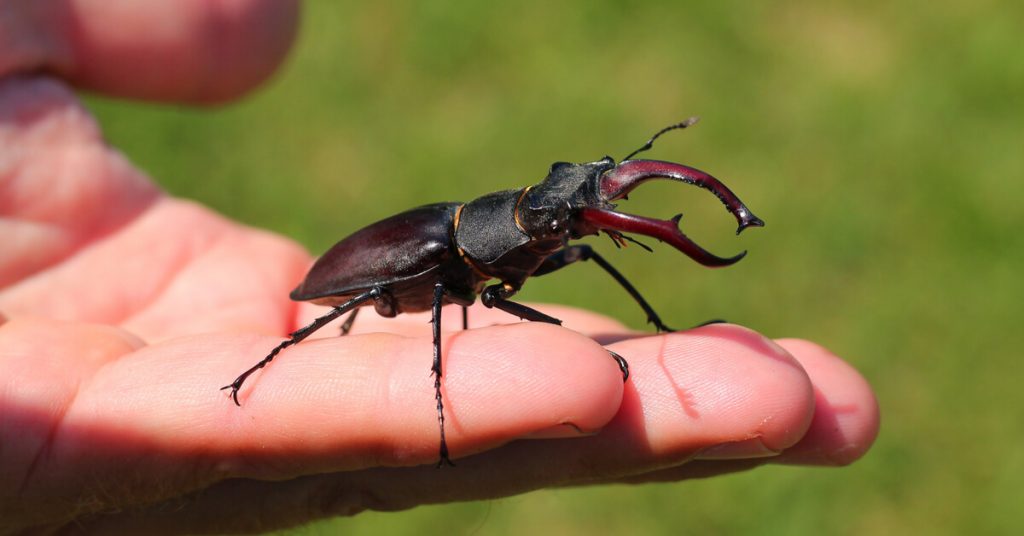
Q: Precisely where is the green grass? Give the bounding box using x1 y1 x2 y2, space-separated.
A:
86 0 1023 533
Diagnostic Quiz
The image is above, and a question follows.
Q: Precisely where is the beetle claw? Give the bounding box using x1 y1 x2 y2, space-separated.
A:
736 213 766 235
581 207 747 267
220 384 242 406
599 160 764 235
650 317 676 332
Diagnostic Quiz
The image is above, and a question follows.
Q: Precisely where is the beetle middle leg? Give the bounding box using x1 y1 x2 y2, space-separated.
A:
533 245 675 332
480 283 629 380
337 308 359 336
431 282 458 467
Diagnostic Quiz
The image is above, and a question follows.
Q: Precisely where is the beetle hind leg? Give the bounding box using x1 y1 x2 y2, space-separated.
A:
221 288 380 406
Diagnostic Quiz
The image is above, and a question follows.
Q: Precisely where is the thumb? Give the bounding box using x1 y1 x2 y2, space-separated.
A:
1 0 300 103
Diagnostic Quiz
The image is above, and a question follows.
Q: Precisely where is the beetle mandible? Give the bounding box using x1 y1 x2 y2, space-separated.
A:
222 117 764 467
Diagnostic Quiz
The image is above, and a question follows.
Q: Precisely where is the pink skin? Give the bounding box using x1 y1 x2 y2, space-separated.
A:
0 1 879 533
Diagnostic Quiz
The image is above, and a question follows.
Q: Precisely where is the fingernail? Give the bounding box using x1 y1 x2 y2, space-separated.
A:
523 422 597 439
695 438 781 460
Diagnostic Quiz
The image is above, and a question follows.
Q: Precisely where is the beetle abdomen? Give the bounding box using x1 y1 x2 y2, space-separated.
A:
290 203 462 303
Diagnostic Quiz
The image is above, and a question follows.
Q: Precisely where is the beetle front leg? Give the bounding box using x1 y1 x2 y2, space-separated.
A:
533 245 675 332
480 284 562 324
480 283 628 381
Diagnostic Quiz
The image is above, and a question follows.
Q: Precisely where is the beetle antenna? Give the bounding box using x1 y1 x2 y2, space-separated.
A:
621 116 700 162
603 230 653 252
604 230 625 249
620 234 654 252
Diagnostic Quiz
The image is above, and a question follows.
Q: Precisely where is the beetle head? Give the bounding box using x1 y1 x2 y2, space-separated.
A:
519 120 764 266
563 118 765 266
518 158 616 241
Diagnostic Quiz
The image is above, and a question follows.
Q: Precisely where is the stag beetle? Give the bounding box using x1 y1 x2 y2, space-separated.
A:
222 117 764 466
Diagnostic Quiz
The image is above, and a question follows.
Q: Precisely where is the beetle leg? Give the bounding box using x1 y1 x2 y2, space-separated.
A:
339 308 360 336
480 284 562 324
607 350 630 381
461 305 468 331
220 287 380 406
431 282 456 467
480 283 628 381
533 245 675 332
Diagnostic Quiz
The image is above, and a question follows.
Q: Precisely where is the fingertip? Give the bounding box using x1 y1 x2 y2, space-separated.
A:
57 0 300 102
607 324 815 462
773 338 880 466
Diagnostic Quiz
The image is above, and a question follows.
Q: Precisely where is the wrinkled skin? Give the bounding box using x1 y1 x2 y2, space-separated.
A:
0 1 879 534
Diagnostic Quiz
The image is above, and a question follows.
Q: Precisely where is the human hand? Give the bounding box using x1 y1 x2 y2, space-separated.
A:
0 1 879 534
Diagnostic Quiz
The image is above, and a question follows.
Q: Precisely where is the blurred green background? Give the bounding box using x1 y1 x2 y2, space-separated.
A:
86 0 1022 533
